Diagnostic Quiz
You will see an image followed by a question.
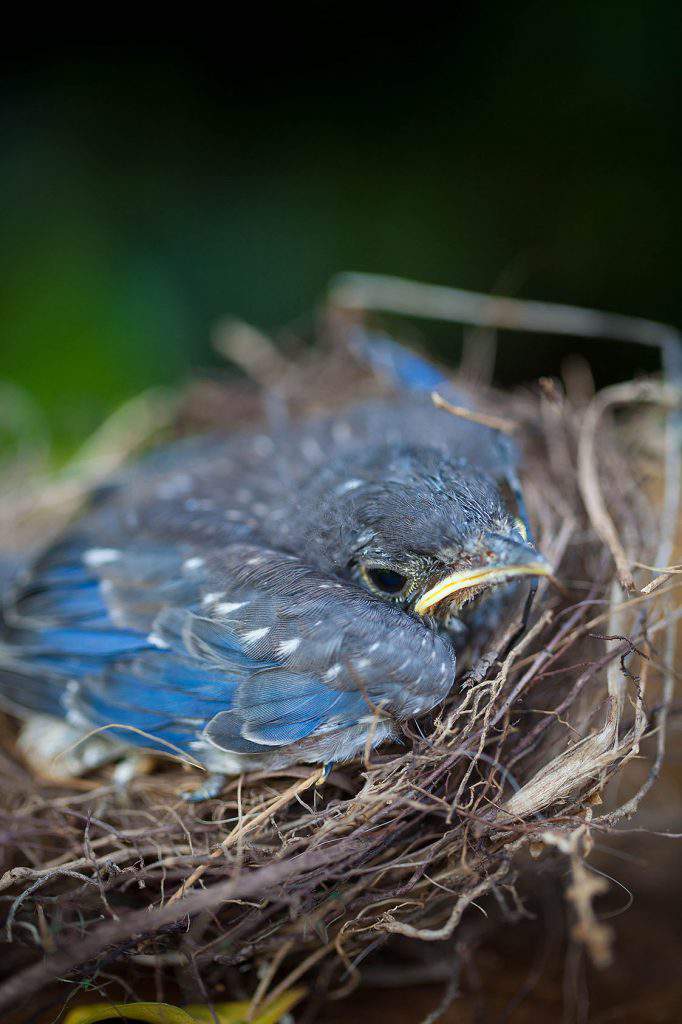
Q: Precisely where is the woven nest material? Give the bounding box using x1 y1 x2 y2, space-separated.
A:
0 286 679 1019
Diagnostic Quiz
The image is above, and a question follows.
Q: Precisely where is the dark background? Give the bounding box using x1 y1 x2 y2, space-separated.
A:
1 14 681 1021
1 6 680 455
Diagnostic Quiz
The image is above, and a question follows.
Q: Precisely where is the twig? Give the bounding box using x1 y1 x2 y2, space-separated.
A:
0 845 344 1013
329 272 682 373
167 766 324 905
431 391 518 435
376 863 509 940
541 824 613 969
577 380 679 591
638 562 682 595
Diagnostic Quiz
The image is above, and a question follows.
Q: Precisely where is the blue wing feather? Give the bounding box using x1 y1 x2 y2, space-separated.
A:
204 679 365 749
2 541 343 754
1 532 454 762
348 329 447 390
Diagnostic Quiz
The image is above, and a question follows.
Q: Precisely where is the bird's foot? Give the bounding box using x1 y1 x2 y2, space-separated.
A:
313 762 334 808
181 772 227 802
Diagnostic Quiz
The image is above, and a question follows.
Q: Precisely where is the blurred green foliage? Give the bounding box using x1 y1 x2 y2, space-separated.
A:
1 6 680 454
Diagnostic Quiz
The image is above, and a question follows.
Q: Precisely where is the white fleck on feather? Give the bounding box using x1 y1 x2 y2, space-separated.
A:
242 626 270 644
215 600 248 615
183 556 204 571
277 637 301 656
335 478 363 495
84 548 120 567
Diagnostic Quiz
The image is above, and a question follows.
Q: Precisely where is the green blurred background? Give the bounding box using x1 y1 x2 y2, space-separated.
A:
2 6 681 454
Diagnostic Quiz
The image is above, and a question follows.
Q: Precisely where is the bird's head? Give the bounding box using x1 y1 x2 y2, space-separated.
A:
302 444 550 623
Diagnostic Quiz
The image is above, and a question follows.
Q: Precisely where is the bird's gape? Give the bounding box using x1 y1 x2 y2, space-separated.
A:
432 581 488 615
413 559 551 618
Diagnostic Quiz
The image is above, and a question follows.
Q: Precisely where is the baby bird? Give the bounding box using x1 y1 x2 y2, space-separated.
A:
0 345 548 794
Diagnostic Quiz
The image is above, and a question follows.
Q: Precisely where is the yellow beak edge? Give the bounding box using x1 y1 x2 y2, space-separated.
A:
414 561 552 616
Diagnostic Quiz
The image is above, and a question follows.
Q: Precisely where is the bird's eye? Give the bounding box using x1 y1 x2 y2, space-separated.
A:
364 566 408 596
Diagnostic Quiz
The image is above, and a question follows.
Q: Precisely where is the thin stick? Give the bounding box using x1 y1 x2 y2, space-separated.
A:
577 380 679 590
167 766 324 905
52 722 206 774
248 940 294 1021
638 563 682 595
377 862 509 940
329 272 682 372
261 942 333 1011
0 845 341 1014
431 391 518 435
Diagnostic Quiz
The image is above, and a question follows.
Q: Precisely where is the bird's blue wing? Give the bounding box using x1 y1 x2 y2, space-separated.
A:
0 539 155 719
1 539 455 758
348 328 447 391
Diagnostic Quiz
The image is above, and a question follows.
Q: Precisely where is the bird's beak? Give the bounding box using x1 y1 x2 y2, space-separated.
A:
414 548 552 616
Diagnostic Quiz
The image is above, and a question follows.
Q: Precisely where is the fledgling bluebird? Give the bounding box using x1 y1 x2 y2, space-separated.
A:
0 341 549 794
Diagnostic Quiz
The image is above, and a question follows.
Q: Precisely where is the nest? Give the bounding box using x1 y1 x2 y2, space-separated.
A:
0 278 679 1019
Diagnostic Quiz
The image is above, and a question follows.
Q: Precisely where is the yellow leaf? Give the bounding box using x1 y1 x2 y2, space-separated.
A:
63 987 306 1024
63 1004 198 1024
